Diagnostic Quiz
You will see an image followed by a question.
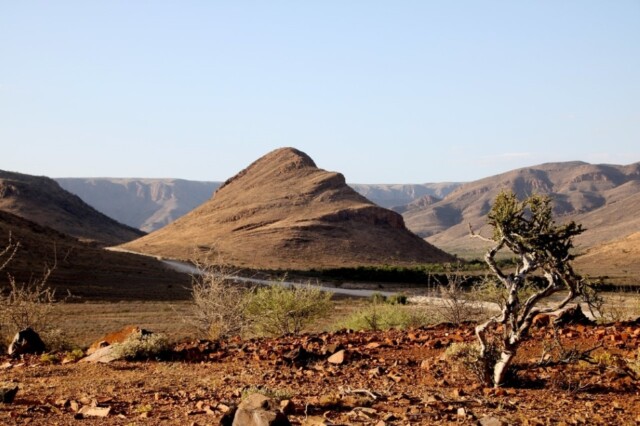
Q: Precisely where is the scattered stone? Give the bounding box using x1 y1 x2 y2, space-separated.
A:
7 328 46 357
1 362 12 370
282 346 314 366
55 398 69 408
77 406 111 418
0 384 19 404
328 350 347 365
70 400 80 412
230 393 291 426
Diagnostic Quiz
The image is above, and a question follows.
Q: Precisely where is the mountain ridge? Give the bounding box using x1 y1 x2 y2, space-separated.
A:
0 170 144 246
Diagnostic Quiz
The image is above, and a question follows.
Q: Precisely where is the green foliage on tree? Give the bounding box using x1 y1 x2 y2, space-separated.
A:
471 190 588 387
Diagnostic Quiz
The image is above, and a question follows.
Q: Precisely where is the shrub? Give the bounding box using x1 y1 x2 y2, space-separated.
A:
369 292 387 304
335 303 432 331
111 332 170 361
434 273 484 324
387 293 408 305
444 342 497 383
40 353 60 364
245 283 333 336
189 263 250 339
0 236 67 349
64 348 85 363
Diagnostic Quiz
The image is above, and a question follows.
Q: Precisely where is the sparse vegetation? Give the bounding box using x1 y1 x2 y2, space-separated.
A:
111 331 170 361
335 300 431 331
433 272 484 324
245 283 333 336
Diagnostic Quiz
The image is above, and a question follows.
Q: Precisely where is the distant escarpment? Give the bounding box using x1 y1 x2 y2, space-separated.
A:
56 178 221 232
121 147 454 269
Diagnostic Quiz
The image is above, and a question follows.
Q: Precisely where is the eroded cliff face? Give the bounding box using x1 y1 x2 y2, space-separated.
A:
121 147 453 269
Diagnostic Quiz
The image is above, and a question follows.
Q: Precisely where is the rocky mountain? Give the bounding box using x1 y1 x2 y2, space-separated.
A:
56 178 221 232
0 170 144 246
120 147 454 269
0 210 189 300
398 161 640 258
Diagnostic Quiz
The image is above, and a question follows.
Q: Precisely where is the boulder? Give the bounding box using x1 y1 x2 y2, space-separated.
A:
327 350 347 365
0 384 18 404
87 325 149 355
230 394 291 426
7 328 46 357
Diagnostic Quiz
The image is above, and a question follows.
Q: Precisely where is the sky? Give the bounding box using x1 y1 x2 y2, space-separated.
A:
1 1 639 184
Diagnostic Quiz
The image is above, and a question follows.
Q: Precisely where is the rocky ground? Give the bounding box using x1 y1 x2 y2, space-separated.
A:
1 321 639 425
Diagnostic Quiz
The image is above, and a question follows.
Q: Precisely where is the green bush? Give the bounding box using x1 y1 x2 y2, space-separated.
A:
387 293 408 305
444 342 489 382
369 292 387 304
111 332 170 361
335 303 432 331
245 283 333 336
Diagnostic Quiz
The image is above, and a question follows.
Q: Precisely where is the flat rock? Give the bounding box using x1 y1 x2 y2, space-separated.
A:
328 349 347 364
77 406 111 418
80 345 119 363
479 416 507 426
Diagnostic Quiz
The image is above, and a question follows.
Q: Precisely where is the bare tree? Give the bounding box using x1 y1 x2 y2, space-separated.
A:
188 261 250 339
470 190 586 387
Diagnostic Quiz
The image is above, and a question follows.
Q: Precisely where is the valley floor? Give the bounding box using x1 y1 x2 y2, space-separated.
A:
1 322 639 425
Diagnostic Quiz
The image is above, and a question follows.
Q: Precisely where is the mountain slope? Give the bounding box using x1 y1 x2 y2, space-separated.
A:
120 147 454 269
0 210 189 300
0 170 144 246
399 161 640 257
574 231 640 284
56 178 221 232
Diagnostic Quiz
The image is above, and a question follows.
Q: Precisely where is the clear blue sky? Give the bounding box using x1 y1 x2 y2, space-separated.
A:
1 1 639 183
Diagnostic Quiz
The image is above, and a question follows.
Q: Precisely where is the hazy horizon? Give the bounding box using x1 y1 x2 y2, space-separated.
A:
2 2 638 183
